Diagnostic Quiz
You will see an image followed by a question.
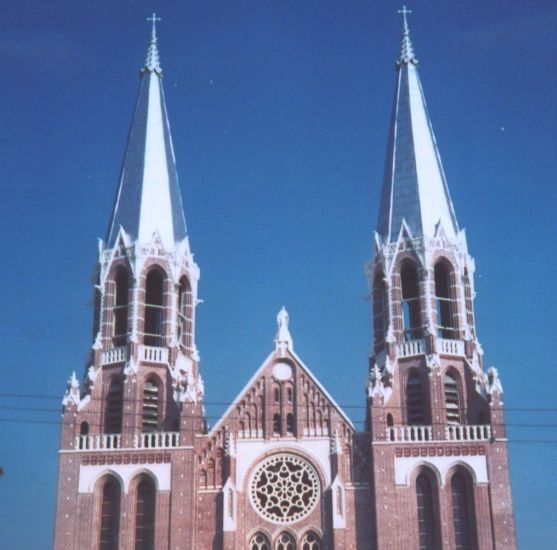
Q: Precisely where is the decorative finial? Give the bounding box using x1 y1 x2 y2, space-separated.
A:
275 306 293 353
144 13 163 75
397 6 418 66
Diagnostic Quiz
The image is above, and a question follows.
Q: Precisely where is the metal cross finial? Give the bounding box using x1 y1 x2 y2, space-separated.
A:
398 5 412 28
147 13 161 41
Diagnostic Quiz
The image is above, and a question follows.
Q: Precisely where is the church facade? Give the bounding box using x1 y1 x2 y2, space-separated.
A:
54 12 516 550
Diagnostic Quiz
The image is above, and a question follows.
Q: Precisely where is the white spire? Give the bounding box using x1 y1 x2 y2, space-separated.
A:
106 15 188 250
376 8 459 243
144 13 163 75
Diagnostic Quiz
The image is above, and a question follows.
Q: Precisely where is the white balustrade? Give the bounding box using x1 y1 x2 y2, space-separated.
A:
438 338 465 356
100 346 128 365
75 433 121 451
446 424 491 442
385 424 491 443
134 431 180 449
396 339 426 358
139 345 169 364
387 425 433 442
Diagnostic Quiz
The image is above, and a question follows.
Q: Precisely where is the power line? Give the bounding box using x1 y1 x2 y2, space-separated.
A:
0 392 556 413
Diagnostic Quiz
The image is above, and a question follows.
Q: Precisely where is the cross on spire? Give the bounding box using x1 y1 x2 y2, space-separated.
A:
144 12 163 75
398 5 412 27
147 13 161 42
397 5 417 65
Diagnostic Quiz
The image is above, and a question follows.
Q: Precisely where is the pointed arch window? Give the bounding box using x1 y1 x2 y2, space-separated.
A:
400 263 421 341
275 532 296 550
99 477 120 550
79 421 89 450
373 272 389 344
144 269 164 347
302 531 321 550
451 472 477 550
406 370 426 425
142 378 160 432
104 378 123 434
250 533 270 550
416 472 440 550
134 475 156 550
286 413 294 435
434 262 457 339
444 372 461 424
177 277 193 352
273 413 282 436
92 273 102 341
113 267 129 346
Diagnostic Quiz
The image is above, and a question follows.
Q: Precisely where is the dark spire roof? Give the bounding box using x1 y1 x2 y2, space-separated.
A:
106 14 187 249
376 8 459 243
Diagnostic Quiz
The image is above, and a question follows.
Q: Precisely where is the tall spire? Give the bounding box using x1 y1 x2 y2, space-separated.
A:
376 7 459 243
106 15 187 250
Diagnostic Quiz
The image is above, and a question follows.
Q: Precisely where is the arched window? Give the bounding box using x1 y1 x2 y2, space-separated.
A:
406 370 426 425
444 371 461 424
79 421 89 450
99 477 120 550
249 533 270 550
134 475 156 550
92 273 102 341
144 270 164 347
275 532 295 550
199 469 207 489
416 472 440 550
177 277 192 351
400 263 421 341
434 262 457 339
373 271 389 344
451 472 477 550
302 531 321 550
142 378 159 432
273 413 282 436
286 413 294 435
104 378 123 434
113 267 129 345
274 386 280 404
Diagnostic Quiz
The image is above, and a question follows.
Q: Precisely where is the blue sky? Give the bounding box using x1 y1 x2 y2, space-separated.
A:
1 1 556 547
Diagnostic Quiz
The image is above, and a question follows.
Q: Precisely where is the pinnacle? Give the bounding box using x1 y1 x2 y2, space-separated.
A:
397 6 418 66
144 13 163 75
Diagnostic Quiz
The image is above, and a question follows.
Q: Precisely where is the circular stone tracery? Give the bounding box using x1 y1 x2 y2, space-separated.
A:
249 454 320 524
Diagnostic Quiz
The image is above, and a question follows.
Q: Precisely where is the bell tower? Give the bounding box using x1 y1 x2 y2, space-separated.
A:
365 8 516 549
54 15 205 550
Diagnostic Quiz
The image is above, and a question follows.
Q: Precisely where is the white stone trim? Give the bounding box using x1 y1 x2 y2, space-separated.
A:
78 463 171 494
394 455 488 487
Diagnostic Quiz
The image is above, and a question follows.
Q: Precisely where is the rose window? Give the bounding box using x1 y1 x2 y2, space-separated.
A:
249 454 320 524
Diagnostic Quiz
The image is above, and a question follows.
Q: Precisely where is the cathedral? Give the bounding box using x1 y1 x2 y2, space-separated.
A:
54 10 516 550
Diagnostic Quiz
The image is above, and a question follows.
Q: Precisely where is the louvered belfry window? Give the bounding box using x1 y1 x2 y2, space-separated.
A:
142 379 159 432
406 371 425 425
144 270 164 347
444 372 461 424
104 378 123 434
401 263 421 341
99 478 120 550
113 267 129 345
434 262 457 339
